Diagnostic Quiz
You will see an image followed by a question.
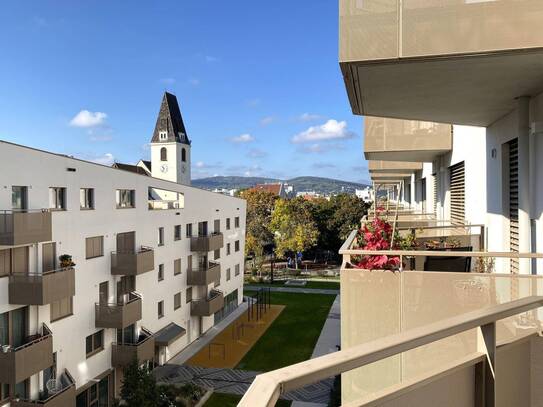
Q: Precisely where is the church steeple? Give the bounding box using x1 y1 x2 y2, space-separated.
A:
151 92 191 145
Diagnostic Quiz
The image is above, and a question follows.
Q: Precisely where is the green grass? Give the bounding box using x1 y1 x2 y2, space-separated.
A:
203 393 291 407
245 280 340 290
236 291 336 371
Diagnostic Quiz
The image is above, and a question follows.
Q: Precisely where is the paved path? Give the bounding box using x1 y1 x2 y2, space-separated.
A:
244 285 339 295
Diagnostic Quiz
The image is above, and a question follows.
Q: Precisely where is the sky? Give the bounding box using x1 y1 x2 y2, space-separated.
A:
0 1 368 183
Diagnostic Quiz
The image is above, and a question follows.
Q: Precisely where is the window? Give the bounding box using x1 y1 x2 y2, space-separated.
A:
226 268 231 281
235 240 240 252
85 236 104 259
226 218 231 230
49 187 66 210
85 330 104 358
159 131 168 140
0 249 10 277
186 224 192 238
80 188 94 210
186 287 192 303
226 243 231 256
214 249 220 260
12 186 27 210
235 264 240 276
158 301 164 318
174 259 181 275
158 264 164 281
235 217 240 228
116 189 135 208
182 148 186 162
158 227 164 246
174 225 181 241
174 293 181 310
50 297 73 322
160 147 167 161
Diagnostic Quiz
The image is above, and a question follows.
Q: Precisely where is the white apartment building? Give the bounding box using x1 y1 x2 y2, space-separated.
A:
0 92 246 406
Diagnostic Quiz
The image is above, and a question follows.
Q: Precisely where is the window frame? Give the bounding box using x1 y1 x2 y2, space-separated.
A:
49 187 67 210
85 236 104 259
235 216 240 228
174 293 181 310
158 264 164 281
85 330 104 358
158 227 165 246
174 225 181 241
116 189 135 209
157 300 164 319
80 188 95 210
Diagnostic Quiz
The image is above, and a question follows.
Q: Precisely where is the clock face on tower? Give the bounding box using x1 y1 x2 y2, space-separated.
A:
160 164 168 173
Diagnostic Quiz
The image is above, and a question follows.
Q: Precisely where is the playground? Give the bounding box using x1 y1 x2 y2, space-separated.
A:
186 289 284 369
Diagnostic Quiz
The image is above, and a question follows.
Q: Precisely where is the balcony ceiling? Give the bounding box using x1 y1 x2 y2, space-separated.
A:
342 50 543 127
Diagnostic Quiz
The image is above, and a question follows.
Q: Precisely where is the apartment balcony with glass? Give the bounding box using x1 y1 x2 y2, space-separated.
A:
110 246 154 276
9 267 75 305
187 261 221 286
11 369 76 407
111 327 155 368
95 292 143 329
190 233 224 253
0 210 52 246
340 0 543 126
191 290 224 317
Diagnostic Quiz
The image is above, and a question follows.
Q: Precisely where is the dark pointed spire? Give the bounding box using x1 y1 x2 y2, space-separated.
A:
151 92 191 144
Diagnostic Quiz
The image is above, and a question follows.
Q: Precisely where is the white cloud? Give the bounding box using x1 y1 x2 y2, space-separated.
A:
159 77 176 85
298 143 345 154
90 153 115 166
260 116 274 126
292 119 355 143
247 148 267 158
229 133 255 143
89 135 112 142
70 110 107 128
299 113 321 122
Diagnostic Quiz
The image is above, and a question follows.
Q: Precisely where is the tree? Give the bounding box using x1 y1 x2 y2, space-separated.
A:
269 197 319 268
120 359 159 407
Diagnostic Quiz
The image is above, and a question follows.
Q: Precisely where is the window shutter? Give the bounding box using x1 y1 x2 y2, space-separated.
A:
508 138 519 273
449 161 465 225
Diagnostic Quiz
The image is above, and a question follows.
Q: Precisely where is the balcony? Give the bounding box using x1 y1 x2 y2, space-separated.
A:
191 290 224 317
12 369 76 407
9 267 75 306
190 233 224 252
111 327 155 368
187 262 221 286
0 324 53 385
95 292 142 329
364 117 452 162
369 160 422 174
0 210 52 246
111 246 154 276
339 0 543 126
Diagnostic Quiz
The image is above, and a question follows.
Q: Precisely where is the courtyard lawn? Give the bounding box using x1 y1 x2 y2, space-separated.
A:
245 280 340 290
236 291 336 371
203 393 292 407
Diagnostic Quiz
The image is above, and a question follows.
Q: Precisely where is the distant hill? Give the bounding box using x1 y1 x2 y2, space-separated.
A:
192 175 369 195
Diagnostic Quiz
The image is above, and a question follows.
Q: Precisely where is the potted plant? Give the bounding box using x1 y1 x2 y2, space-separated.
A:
59 254 76 268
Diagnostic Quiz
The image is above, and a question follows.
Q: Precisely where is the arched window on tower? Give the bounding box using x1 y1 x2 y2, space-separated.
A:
182 148 186 162
160 147 167 161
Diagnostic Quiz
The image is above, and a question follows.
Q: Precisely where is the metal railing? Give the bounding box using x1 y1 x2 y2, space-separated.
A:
4 324 52 353
10 266 74 281
95 291 141 312
113 326 153 347
111 245 153 256
239 296 543 406
13 369 75 405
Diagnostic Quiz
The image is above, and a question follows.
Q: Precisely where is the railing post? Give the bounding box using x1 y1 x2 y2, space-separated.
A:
476 322 496 407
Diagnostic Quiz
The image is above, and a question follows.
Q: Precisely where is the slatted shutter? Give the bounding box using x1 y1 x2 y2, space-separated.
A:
449 161 465 224
508 138 519 273
432 173 437 214
421 178 427 213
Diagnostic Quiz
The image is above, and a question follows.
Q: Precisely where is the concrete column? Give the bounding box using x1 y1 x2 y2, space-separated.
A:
517 97 531 274
410 174 415 209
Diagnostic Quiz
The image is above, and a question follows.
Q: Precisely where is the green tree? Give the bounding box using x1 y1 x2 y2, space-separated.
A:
120 359 159 407
270 197 319 267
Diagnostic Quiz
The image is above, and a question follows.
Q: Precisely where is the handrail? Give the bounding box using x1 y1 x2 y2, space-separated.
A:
0 209 50 214
95 291 141 308
114 326 153 347
111 246 153 255
188 261 221 273
238 296 543 407
9 323 52 353
192 232 223 238
11 266 74 278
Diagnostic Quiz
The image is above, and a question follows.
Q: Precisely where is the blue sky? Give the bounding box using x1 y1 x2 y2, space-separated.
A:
0 1 368 183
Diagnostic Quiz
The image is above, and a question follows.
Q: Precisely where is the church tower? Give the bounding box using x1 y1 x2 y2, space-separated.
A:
150 92 191 185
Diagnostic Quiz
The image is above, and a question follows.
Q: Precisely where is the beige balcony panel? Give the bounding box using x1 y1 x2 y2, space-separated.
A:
12 370 76 407
340 0 543 125
95 294 142 329
9 267 75 305
0 326 53 384
111 247 154 276
111 331 155 368
368 161 422 173
364 117 452 162
191 291 225 317
371 173 412 181
0 211 52 246
190 233 224 252
187 262 221 286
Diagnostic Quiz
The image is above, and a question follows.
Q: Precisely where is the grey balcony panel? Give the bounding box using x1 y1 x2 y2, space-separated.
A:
0 210 52 246
12 369 76 407
111 247 154 276
9 267 75 305
155 323 186 347
187 262 221 286
191 290 225 317
111 329 155 368
95 293 143 329
190 233 224 252
0 325 53 384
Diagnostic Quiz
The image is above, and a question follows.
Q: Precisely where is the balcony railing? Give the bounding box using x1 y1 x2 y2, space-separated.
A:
111 327 155 368
11 369 76 407
95 292 142 329
0 210 52 246
187 262 221 286
191 289 224 317
0 324 53 384
190 233 224 252
111 246 154 276
9 267 75 305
